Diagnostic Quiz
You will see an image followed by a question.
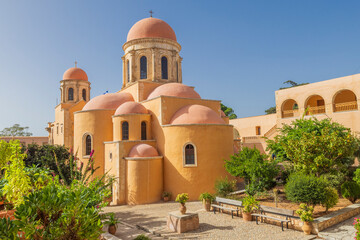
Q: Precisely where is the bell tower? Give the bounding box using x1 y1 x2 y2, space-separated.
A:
122 17 183 88
60 62 91 104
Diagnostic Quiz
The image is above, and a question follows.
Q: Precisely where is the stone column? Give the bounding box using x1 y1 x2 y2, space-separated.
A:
179 57 183 83
76 82 80 102
121 56 126 87
130 50 136 83
171 50 177 82
151 48 156 81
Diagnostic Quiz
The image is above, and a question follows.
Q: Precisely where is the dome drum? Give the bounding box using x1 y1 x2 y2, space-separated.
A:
112 114 151 141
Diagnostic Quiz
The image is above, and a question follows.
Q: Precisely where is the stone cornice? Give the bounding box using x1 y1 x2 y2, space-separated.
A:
123 38 181 51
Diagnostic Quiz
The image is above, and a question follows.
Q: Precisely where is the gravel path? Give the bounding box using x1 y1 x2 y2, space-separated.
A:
104 201 316 240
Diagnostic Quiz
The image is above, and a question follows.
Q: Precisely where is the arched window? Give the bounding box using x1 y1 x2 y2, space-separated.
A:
141 121 147 140
122 121 129 140
161 56 168 79
82 89 86 101
85 135 92 156
140 56 147 79
184 144 196 166
68 88 74 101
333 89 358 112
281 99 299 118
127 60 130 82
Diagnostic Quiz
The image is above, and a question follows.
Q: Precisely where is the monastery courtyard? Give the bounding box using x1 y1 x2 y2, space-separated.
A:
103 201 319 240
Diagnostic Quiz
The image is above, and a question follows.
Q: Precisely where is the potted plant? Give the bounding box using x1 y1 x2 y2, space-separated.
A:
162 191 172 202
175 193 189 214
199 192 214 211
242 195 259 221
296 203 314 235
104 213 121 235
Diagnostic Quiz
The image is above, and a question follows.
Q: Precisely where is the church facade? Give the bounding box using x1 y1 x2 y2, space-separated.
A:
48 17 235 205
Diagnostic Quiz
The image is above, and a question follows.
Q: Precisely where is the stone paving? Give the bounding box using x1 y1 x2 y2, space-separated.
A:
316 214 358 240
103 201 316 240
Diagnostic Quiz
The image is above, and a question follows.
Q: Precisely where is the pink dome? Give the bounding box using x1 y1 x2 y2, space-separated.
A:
221 111 226 117
63 67 88 81
115 102 148 115
147 83 201 100
128 144 159 158
82 93 134 111
170 105 225 125
127 17 177 42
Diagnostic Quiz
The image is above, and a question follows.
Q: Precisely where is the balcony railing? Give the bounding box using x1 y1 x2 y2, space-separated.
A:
334 101 358 112
282 109 300 118
305 106 325 115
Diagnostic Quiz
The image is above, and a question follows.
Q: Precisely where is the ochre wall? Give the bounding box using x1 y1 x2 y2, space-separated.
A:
112 114 151 141
162 124 233 200
74 109 114 178
126 157 163 205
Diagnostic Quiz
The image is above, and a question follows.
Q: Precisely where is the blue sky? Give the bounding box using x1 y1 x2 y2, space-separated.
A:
0 0 360 135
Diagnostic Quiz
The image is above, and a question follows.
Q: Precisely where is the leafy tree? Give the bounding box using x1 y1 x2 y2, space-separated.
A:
267 118 360 176
341 181 360 203
279 80 309 90
221 103 237 119
0 124 32 136
265 106 276 114
22 144 73 184
225 147 279 195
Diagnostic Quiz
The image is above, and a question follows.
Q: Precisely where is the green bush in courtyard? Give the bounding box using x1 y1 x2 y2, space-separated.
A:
214 177 236 197
341 181 360 204
285 172 327 206
225 147 279 195
321 187 339 212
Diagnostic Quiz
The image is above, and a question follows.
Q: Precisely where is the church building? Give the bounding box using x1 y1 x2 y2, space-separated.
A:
48 17 236 205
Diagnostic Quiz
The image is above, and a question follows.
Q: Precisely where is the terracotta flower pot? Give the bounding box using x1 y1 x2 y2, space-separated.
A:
163 196 170 202
302 221 312 235
108 224 117 235
242 212 252 221
203 199 211 212
179 204 186 214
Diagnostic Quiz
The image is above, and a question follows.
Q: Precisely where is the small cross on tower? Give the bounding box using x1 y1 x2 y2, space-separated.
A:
149 10 153 17
74 60 77 68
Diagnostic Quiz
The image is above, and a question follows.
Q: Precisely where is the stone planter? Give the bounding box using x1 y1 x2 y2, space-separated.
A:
242 212 252 221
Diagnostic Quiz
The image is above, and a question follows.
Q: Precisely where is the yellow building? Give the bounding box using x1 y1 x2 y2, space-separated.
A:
49 17 235 205
231 74 360 153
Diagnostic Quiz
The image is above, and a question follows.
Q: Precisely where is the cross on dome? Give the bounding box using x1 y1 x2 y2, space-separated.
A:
149 10 153 17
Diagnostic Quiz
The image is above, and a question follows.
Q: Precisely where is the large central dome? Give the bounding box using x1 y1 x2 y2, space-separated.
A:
127 17 177 42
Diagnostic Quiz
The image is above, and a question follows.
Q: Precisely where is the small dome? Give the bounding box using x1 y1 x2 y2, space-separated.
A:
115 102 148 115
170 105 225 125
82 93 134 111
128 144 159 158
147 83 201 100
63 67 88 81
127 17 177 42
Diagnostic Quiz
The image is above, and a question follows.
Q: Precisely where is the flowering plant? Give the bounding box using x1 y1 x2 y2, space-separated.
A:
296 203 314 222
175 193 189 204
354 218 360 240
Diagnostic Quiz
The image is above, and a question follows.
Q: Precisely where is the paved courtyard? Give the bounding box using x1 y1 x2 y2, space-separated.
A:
103 201 317 240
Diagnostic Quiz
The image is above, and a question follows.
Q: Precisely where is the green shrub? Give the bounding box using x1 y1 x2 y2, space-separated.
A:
341 181 360 203
285 172 327 206
214 177 236 197
199 192 215 202
321 187 339 212
0 217 19 239
323 172 347 193
296 203 314 222
134 234 151 240
242 195 259 213
225 147 279 195
353 168 360 185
